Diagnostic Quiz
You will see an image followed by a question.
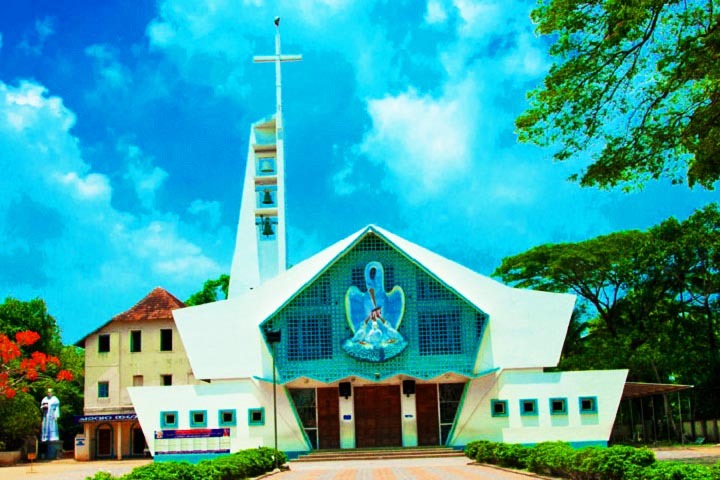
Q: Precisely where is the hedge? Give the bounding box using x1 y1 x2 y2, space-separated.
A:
464 440 720 480
84 447 286 480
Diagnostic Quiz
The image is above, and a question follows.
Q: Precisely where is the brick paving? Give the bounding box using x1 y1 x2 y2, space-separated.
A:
280 457 538 479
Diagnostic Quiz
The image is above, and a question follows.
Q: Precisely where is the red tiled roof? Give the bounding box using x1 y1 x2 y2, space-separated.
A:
74 287 185 346
110 287 185 323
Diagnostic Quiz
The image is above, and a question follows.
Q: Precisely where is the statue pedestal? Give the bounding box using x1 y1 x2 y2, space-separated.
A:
44 441 63 460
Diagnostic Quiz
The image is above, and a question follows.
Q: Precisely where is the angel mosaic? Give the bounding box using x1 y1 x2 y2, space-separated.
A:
342 261 407 362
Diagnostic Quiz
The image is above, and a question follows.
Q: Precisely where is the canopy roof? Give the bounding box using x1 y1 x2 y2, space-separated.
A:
622 382 693 399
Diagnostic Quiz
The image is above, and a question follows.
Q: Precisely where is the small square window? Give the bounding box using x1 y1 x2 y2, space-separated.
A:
490 399 508 417
98 334 110 353
520 399 538 416
190 410 207 428
161 411 178 429
133 375 143 386
248 408 265 426
219 409 237 427
550 397 568 415
97 381 109 398
160 329 173 351
579 396 598 414
130 330 142 352
161 374 172 386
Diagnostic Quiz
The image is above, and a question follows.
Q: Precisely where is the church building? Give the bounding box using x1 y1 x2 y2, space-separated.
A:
128 20 628 462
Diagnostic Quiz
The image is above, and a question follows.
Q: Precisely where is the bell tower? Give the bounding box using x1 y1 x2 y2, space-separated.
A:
228 18 302 298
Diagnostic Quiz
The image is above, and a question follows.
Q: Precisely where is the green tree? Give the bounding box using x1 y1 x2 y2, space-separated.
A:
0 391 41 450
493 204 720 416
0 298 62 356
517 0 720 190
185 274 230 306
0 298 85 450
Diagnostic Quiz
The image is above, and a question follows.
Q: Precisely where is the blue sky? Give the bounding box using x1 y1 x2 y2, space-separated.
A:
1 0 717 344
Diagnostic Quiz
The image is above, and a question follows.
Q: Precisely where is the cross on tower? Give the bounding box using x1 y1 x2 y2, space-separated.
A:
253 17 302 136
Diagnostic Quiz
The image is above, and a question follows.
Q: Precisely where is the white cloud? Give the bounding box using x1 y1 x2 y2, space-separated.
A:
0 79 226 340
502 32 549 77
56 172 112 201
359 80 478 202
425 0 449 24
18 16 55 55
117 140 168 209
85 44 132 92
188 199 222 228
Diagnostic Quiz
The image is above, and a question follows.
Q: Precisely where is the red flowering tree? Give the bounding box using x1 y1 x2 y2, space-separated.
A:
0 297 84 450
0 330 73 399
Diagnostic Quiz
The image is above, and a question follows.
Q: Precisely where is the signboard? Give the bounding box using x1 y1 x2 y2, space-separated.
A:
154 428 231 456
75 414 138 423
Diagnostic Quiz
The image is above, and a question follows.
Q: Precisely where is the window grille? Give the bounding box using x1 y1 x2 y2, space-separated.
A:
418 310 462 355
289 388 318 449
286 313 333 361
475 312 487 340
417 276 454 301
355 234 392 251
294 277 331 306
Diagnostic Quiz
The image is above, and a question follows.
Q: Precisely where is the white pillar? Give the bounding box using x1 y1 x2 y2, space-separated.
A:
339 394 355 449
401 390 418 447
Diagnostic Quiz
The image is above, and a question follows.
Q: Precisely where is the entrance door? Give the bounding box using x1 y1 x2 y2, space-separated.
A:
354 385 401 448
317 387 340 449
131 425 146 456
416 384 440 445
96 425 113 457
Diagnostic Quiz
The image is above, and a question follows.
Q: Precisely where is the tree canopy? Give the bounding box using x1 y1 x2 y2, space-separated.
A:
185 274 230 306
0 298 84 450
494 203 720 416
517 0 720 190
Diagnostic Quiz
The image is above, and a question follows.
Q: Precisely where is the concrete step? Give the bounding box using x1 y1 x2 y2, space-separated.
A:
292 446 465 462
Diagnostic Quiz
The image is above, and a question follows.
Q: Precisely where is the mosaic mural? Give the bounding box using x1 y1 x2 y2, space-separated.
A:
343 261 407 362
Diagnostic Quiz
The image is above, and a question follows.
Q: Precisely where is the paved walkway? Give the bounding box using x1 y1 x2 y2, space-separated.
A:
8 448 719 480
0 456 536 480
279 457 537 479
0 458 151 480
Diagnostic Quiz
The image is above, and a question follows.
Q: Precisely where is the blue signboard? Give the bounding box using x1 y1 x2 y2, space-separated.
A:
75 414 138 423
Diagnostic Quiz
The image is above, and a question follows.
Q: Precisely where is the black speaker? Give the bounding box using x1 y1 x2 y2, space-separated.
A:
339 382 352 398
402 380 416 396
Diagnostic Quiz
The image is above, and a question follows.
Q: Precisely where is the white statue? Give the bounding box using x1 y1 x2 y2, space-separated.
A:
40 388 60 442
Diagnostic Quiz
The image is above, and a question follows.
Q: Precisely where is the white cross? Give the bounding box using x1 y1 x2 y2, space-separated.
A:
253 17 302 133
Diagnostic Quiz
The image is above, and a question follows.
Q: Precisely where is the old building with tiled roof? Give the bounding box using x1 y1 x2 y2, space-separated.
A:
74 287 200 460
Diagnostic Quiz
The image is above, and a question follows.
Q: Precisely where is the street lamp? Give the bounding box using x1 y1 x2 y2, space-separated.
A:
263 325 281 470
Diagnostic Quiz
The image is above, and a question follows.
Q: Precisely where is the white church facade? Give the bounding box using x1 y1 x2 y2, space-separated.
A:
128 20 628 462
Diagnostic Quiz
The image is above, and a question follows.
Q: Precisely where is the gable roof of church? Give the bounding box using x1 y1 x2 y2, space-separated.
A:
174 225 575 380
75 287 185 347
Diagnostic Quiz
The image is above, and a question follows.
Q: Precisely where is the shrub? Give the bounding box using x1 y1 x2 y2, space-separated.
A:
494 443 530 469
120 461 197 480
85 472 115 480
639 462 715 480
464 440 488 461
475 441 500 463
574 445 655 480
525 441 577 477
712 460 720 480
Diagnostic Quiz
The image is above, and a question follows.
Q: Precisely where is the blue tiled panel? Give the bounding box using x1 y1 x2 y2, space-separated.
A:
263 233 488 383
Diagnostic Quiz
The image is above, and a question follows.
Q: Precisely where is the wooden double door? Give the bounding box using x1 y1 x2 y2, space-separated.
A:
354 385 402 448
314 383 442 449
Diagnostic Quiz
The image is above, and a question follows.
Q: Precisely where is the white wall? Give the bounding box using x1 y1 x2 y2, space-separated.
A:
451 369 628 446
128 379 309 456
